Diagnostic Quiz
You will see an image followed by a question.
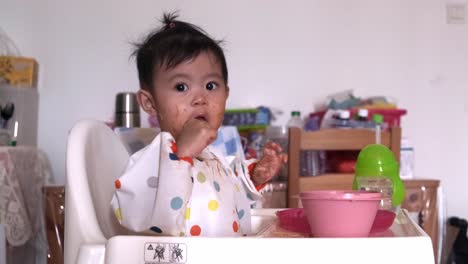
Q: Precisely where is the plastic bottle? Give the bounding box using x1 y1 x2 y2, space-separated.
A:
357 108 369 121
399 137 414 180
287 111 306 175
333 110 352 128
354 109 374 129
373 114 383 144
286 111 304 128
286 111 325 176
304 115 320 131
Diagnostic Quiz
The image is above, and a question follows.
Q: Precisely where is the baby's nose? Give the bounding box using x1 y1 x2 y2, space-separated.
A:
192 91 208 106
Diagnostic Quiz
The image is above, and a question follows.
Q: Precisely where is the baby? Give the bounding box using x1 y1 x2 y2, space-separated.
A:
111 13 287 237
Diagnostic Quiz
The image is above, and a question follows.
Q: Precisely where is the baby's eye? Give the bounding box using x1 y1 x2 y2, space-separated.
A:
206 82 218 91
175 83 189 92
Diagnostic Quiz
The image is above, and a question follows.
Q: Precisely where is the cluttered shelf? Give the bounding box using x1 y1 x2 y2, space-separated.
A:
288 127 401 205
294 127 401 158
290 127 401 191
288 127 401 185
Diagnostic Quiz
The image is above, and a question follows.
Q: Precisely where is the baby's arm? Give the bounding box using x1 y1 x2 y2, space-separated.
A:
250 142 288 187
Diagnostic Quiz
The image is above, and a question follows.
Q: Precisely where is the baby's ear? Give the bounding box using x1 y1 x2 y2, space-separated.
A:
137 89 157 116
225 85 230 98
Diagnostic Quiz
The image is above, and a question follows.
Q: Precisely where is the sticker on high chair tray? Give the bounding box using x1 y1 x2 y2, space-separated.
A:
144 242 187 263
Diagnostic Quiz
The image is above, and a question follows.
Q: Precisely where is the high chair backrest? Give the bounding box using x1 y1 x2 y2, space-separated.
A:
64 120 130 263
287 127 401 207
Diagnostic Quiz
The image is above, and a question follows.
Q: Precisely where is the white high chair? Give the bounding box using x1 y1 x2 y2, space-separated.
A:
64 120 131 263
64 120 435 264
64 120 277 264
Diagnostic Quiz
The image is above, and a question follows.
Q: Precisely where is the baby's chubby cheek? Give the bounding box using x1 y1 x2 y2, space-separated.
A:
157 106 185 136
210 102 226 121
215 110 224 124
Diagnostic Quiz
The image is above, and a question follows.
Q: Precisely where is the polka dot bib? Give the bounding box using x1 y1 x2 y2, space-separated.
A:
111 132 261 237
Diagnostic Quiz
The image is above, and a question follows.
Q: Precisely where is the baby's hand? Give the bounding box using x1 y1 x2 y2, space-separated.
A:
175 119 217 158
252 142 288 186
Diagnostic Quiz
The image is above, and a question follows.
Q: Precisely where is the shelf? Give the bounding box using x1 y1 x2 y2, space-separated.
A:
288 126 402 207
299 128 392 150
299 173 354 190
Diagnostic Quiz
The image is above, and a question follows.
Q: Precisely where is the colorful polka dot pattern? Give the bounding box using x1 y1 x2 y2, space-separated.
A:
115 208 122 221
190 225 201 236
150 226 162 233
114 180 121 189
213 181 220 192
208 200 219 211
197 172 206 183
185 208 191 220
146 177 158 188
237 209 245 219
171 197 183 210
112 133 256 237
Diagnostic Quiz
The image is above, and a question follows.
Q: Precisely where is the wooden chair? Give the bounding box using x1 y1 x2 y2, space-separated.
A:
287 127 401 208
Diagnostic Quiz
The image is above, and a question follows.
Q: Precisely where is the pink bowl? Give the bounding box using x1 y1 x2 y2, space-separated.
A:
300 190 381 237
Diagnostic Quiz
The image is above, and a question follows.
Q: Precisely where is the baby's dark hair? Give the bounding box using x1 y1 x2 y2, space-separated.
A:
132 12 228 91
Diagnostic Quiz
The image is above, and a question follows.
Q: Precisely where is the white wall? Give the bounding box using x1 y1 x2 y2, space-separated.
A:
1 0 467 219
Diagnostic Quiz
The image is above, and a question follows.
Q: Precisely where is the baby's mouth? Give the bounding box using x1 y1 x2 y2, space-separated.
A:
194 115 207 122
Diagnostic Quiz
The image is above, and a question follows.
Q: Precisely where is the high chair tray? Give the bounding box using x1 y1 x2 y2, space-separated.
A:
77 209 434 264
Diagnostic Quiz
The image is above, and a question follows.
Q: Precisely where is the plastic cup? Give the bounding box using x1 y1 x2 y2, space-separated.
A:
353 144 406 206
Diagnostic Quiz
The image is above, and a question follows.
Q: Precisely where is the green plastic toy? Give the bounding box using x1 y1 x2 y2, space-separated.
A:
353 144 406 206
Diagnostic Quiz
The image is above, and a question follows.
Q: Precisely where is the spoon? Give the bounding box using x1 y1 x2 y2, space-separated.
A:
1 102 15 129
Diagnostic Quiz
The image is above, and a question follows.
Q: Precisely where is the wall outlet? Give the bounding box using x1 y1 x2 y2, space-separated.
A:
446 3 466 24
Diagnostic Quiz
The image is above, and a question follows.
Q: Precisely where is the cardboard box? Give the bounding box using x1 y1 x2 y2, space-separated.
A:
0 56 38 88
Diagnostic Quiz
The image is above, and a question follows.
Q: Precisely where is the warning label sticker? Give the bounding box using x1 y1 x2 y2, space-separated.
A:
144 242 187 263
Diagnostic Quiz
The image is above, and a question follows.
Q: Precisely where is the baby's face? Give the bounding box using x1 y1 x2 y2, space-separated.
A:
150 52 228 139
